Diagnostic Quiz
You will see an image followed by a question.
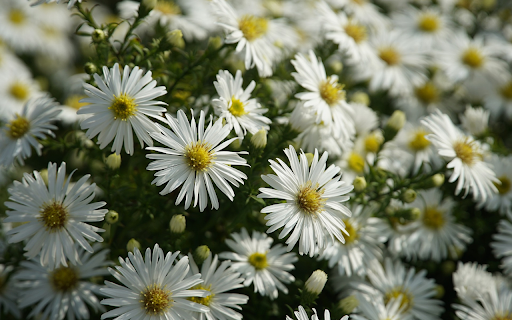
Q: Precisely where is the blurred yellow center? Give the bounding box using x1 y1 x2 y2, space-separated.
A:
188 284 214 306
492 313 512 320
461 47 484 69
248 252 268 270
9 82 30 101
495 176 511 195
40 202 69 231
6 115 30 139
156 1 181 15
500 82 512 100
364 134 382 153
453 139 480 166
384 288 413 312
50 267 78 292
342 219 359 244
109 94 137 120
142 284 172 315
239 15 268 41
297 182 325 214
414 82 439 104
9 9 25 25
423 207 445 229
319 78 345 106
348 152 365 173
418 14 440 32
229 97 247 117
185 142 213 171
344 23 367 43
379 47 401 66
409 130 431 151
65 95 89 110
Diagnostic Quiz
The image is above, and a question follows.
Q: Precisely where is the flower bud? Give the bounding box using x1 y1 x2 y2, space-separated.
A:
105 153 121 170
166 29 185 49
431 173 445 187
39 169 49 185
384 110 405 141
106 210 119 224
139 0 157 17
208 36 223 50
92 29 105 43
401 189 417 203
305 153 314 166
339 295 359 314
330 60 343 73
170 214 186 234
127 238 141 252
194 245 210 265
230 138 241 149
251 129 267 149
84 62 97 75
305 270 328 295
351 91 370 106
353 176 367 192
435 284 445 299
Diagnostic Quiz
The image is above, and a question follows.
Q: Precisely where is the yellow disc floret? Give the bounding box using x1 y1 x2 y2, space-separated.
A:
342 219 359 244
188 285 214 306
6 114 30 139
453 138 480 166
65 95 89 111
9 9 25 25
492 313 512 320
500 81 512 101
156 0 181 15
297 182 325 215
461 47 484 69
239 15 268 41
319 78 346 106
384 287 413 312
378 47 401 66
50 266 79 292
184 142 213 171
141 284 172 315
248 252 268 270
344 23 367 43
40 201 69 231
364 134 382 153
348 152 365 173
418 14 440 32
109 93 137 120
414 82 439 104
495 176 511 195
229 97 247 117
422 207 445 229
9 82 30 102
409 130 431 151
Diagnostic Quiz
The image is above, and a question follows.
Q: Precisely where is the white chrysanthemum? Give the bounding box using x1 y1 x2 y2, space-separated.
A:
219 228 297 300
480 155 512 216
258 146 353 257
28 0 81 9
350 292 413 320
335 142 369 184
291 50 355 142
0 72 44 116
326 0 389 30
212 0 277 77
0 264 20 318
101 244 209 320
0 0 43 52
350 102 379 138
78 63 167 155
352 258 443 320
452 262 497 302
15 245 110 320
454 286 512 320
421 110 498 202
319 205 388 277
286 305 348 320
146 110 248 212
460 106 489 136
212 70 271 139
187 253 248 320
4 162 107 269
0 96 61 167
491 219 512 277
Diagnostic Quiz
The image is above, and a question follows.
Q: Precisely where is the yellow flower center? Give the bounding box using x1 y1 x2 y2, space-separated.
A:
141 284 172 315
348 152 365 173
319 77 346 106
384 288 413 312
156 0 181 15
9 81 30 102
461 47 484 69
188 285 214 306
422 207 445 229
109 93 137 120
65 95 89 111
453 138 481 166
50 266 79 292
229 97 247 117
378 47 401 66
494 176 511 195
6 114 30 139
9 9 25 25
492 313 512 320
418 14 440 32
248 252 268 270
364 134 382 153
296 182 325 215
239 15 268 41
499 82 512 101
408 130 431 151
184 142 213 171
342 219 359 244
40 202 69 231
414 82 439 104
344 23 367 43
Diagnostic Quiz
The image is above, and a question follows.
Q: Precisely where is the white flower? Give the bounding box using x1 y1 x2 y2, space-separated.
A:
78 63 167 155
15 245 110 320
460 106 489 136
484 79 512 120
452 262 497 302
0 0 43 52
286 305 348 320
0 72 43 115
480 155 512 216
220 228 297 300
421 110 498 202
146 110 248 212
4 162 107 269
454 286 512 320
0 264 20 318
258 146 353 257
101 244 209 320
326 0 389 31
28 0 82 9
0 96 61 167
212 70 271 139
187 253 249 320
491 219 512 277
350 292 413 320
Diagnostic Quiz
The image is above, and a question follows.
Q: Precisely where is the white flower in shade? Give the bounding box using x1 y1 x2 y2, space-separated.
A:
350 102 379 138
0 72 43 115
453 262 497 302
78 63 167 155
212 0 277 77
484 79 512 120
4 162 107 269
326 0 389 31
0 96 61 167
0 0 43 52
491 219 512 277
219 228 297 300
212 70 271 139
350 292 413 320
146 110 248 212
0 265 21 318
460 106 489 136
101 244 209 320
187 253 249 320
291 50 355 142
352 258 443 320
454 286 512 320
258 146 353 257
286 305 348 320
480 155 512 216
421 110 498 202
15 245 110 320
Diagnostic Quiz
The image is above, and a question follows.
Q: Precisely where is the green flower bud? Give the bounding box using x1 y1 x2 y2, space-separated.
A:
401 189 417 203
127 238 141 252
384 110 406 141
39 169 49 185
92 29 105 43
84 62 97 75
251 129 267 149
170 214 186 234
140 0 157 17
194 245 210 265
166 29 185 49
353 176 367 192
105 210 119 224
105 153 121 170
339 295 359 314
305 153 314 166
351 91 370 106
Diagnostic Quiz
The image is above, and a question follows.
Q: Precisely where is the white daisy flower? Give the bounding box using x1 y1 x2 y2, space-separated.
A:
335 142 369 184
460 106 489 136
4 162 107 269
492 219 512 277
187 253 249 320
326 0 389 31
480 155 512 216
291 50 355 142
287 305 348 320
350 292 413 320
484 79 512 120
15 245 110 320
146 109 248 212
350 102 379 138
0 72 44 116
212 70 271 139
0 96 61 167
219 228 297 300
453 262 497 302
421 110 498 202
258 145 353 257
28 0 82 9
101 244 209 320
0 264 21 318
454 286 512 320
0 0 43 52
78 63 167 155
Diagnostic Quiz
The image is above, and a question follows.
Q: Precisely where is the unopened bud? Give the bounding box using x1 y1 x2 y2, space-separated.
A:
84 62 97 75
305 153 314 166
364 133 383 153
92 29 105 43
429 173 445 188
106 210 119 224
330 60 343 73
194 245 210 265
384 110 406 141
127 238 141 252
140 0 157 17
401 189 417 203
208 36 223 50
353 176 367 192
251 129 267 149
351 91 370 106
339 295 359 314
39 169 49 185
170 214 186 234
305 270 328 295
105 153 121 170
409 207 421 220
435 285 445 299
230 138 241 149
166 30 185 49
